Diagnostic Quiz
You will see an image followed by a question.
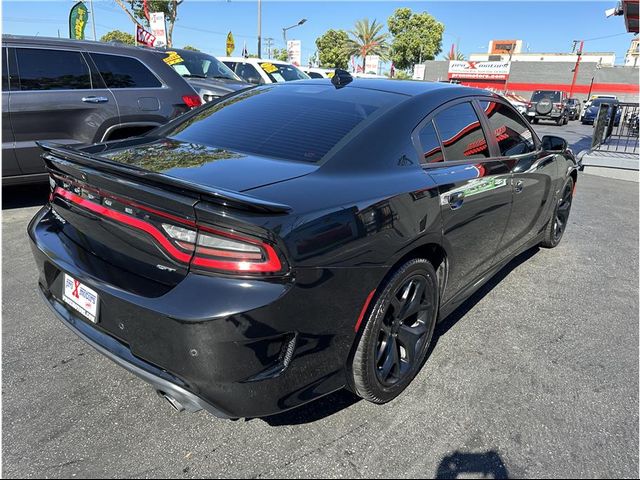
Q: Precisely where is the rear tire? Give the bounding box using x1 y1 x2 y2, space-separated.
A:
533 118 539 124
540 176 574 248
350 258 439 404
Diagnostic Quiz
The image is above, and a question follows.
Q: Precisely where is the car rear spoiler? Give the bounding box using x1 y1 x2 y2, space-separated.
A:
37 142 292 214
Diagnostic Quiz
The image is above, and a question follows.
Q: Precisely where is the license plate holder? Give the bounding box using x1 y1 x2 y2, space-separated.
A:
62 273 99 323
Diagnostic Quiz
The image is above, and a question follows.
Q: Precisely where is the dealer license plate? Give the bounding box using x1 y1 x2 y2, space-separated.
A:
63 273 99 323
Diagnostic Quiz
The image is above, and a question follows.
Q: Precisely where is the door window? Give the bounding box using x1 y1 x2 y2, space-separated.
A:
433 102 490 160
235 62 262 83
480 101 535 156
2 48 8 91
418 120 444 164
15 48 91 90
90 53 161 88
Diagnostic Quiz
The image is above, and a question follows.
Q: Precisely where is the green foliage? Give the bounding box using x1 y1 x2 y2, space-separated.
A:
100 30 136 45
388 7 444 71
315 29 350 69
271 48 289 62
345 19 390 71
182 45 200 52
394 70 412 80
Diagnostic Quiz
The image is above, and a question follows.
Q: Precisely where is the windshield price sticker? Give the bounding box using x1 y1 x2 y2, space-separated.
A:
260 62 278 74
164 51 184 66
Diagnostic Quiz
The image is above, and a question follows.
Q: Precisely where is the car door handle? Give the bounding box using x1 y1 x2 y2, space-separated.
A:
449 192 465 210
514 180 524 193
82 96 109 103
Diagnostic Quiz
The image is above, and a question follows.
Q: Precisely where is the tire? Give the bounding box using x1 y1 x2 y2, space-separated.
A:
556 117 562 125
350 258 439 404
533 118 539 124
540 176 574 248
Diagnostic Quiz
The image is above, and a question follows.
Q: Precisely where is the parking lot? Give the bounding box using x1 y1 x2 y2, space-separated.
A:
2 121 638 478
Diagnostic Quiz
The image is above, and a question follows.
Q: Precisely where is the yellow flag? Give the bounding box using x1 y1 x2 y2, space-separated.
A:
226 32 235 56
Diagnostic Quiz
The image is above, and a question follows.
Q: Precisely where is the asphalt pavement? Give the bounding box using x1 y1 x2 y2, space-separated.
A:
2 121 638 478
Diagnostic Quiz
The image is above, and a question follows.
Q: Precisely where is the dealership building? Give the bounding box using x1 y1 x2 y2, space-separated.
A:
414 39 639 102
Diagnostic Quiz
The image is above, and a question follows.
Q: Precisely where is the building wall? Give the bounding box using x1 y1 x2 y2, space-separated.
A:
469 52 616 67
419 61 639 102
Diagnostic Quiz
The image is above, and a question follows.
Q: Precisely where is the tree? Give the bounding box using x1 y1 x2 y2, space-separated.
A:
113 0 183 47
315 29 350 69
271 48 289 62
345 19 389 72
100 30 136 45
387 8 444 71
182 45 200 51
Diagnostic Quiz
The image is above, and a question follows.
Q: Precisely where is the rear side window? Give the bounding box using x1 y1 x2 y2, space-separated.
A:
433 102 490 160
168 84 402 163
307 71 324 79
2 48 8 91
480 101 535 156
234 62 261 83
418 121 444 164
90 53 161 88
15 48 91 90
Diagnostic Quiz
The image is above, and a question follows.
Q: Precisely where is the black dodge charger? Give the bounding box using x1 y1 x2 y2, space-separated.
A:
29 75 578 419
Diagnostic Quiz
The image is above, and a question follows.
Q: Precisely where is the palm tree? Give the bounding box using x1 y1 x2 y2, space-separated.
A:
345 18 389 73
444 51 465 61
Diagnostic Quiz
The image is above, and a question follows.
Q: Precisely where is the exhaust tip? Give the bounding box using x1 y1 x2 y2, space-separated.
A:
156 390 185 412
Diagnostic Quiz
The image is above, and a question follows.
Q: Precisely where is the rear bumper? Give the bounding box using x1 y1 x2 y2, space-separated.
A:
29 206 385 418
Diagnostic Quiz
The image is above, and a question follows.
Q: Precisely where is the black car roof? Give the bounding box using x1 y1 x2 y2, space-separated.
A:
2 34 155 54
279 78 490 98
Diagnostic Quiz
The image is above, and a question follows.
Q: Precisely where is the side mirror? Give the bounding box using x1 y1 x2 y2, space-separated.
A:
541 135 568 152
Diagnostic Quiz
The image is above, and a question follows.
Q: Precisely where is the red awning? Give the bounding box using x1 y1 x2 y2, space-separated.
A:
623 0 639 33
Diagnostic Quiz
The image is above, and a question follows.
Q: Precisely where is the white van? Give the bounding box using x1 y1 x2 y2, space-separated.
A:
219 57 310 84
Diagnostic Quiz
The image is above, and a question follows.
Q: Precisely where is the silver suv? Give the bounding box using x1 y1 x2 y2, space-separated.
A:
2 35 202 185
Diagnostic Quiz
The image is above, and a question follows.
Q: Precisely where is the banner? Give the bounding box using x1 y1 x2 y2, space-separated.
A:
412 64 426 81
448 60 511 80
69 1 88 40
149 12 167 47
226 31 235 56
364 55 380 75
287 40 301 66
136 25 156 47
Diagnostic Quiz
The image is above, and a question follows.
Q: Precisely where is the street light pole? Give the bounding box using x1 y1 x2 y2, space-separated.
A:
282 19 307 62
257 0 262 58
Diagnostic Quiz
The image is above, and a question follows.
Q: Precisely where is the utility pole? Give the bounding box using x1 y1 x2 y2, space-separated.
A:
257 0 262 58
89 0 97 41
264 37 274 59
569 40 584 99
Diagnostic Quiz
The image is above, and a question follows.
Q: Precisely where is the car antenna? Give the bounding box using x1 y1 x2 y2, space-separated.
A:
331 69 353 88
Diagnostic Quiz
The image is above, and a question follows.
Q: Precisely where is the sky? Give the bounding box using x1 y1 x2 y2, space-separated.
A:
2 0 636 66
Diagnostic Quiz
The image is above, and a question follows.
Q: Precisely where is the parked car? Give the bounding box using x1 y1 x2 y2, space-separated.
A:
581 98 622 125
300 66 334 79
566 98 582 120
526 90 569 125
2 35 202 185
219 56 310 84
29 77 578 419
581 94 618 120
502 92 529 115
156 47 249 102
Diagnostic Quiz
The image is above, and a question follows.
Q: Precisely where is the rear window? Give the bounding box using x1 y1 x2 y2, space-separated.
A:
167 84 401 162
531 90 561 102
90 53 161 88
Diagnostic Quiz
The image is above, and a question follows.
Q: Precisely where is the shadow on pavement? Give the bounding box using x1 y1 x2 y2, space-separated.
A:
2 184 49 210
435 450 510 479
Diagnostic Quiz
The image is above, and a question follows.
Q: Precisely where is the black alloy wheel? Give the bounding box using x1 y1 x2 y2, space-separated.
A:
350 258 439 403
541 176 574 248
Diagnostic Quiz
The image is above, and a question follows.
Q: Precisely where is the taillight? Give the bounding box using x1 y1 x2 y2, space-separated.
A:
161 223 282 273
53 181 285 276
182 94 202 109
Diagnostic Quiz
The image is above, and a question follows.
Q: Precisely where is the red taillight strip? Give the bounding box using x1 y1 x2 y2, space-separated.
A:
54 187 282 274
354 289 377 333
55 187 193 263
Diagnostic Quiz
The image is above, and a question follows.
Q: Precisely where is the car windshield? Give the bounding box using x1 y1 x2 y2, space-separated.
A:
531 91 561 102
591 99 618 107
165 50 241 81
258 62 310 82
165 84 402 163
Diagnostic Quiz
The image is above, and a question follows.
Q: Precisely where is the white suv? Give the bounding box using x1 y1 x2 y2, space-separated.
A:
219 57 310 85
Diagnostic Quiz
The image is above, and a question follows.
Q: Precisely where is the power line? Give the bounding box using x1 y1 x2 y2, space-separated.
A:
582 32 630 42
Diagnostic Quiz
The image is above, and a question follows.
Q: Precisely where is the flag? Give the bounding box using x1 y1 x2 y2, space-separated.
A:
242 41 248 58
143 0 150 21
226 31 235 56
136 24 156 47
69 1 88 40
